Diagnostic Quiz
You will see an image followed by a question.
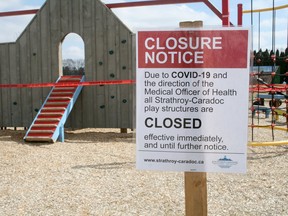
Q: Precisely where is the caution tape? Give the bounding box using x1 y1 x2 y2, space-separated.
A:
0 79 135 88
250 88 287 93
250 86 288 93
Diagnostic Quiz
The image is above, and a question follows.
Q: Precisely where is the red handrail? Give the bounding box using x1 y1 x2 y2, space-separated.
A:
106 0 204 8
0 9 38 17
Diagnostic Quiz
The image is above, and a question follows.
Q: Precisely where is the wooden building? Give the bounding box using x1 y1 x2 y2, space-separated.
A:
0 0 135 129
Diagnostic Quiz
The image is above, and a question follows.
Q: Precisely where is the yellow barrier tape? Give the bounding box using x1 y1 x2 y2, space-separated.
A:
243 4 288 13
249 140 288 146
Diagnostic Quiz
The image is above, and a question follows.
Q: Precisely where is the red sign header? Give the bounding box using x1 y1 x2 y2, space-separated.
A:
137 29 249 68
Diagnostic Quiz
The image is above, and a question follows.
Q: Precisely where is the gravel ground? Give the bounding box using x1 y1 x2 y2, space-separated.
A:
0 115 287 215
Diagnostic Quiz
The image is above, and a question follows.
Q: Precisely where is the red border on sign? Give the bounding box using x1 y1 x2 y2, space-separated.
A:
138 30 249 68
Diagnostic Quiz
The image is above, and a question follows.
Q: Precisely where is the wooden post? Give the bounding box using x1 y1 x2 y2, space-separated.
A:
120 128 127 133
185 172 207 216
222 0 230 26
237 4 243 26
179 21 208 216
179 21 203 28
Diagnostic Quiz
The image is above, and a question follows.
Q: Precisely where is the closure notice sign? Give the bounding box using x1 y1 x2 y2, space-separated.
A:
136 28 250 173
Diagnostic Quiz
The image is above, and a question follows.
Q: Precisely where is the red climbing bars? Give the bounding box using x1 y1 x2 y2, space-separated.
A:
0 0 232 26
0 1 205 17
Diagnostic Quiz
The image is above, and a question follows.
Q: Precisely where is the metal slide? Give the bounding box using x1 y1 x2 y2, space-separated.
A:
24 75 85 142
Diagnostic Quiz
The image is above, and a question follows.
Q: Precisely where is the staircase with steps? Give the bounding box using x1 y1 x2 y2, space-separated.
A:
24 75 85 142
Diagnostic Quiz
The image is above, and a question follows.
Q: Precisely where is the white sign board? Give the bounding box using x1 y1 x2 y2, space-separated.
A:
136 28 250 173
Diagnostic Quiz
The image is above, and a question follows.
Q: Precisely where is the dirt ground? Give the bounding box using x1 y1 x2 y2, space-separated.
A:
0 121 287 215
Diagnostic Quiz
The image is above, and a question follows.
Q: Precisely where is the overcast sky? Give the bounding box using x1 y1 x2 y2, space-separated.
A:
0 0 287 59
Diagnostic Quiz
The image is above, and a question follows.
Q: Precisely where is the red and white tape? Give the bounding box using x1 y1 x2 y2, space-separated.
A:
0 79 135 88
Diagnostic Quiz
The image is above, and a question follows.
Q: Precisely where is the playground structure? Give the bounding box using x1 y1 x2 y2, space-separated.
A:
24 75 85 142
244 1 288 146
249 72 288 146
0 0 242 142
0 0 135 138
0 0 287 144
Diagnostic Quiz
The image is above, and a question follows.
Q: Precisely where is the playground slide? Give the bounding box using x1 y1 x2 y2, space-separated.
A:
24 75 85 142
